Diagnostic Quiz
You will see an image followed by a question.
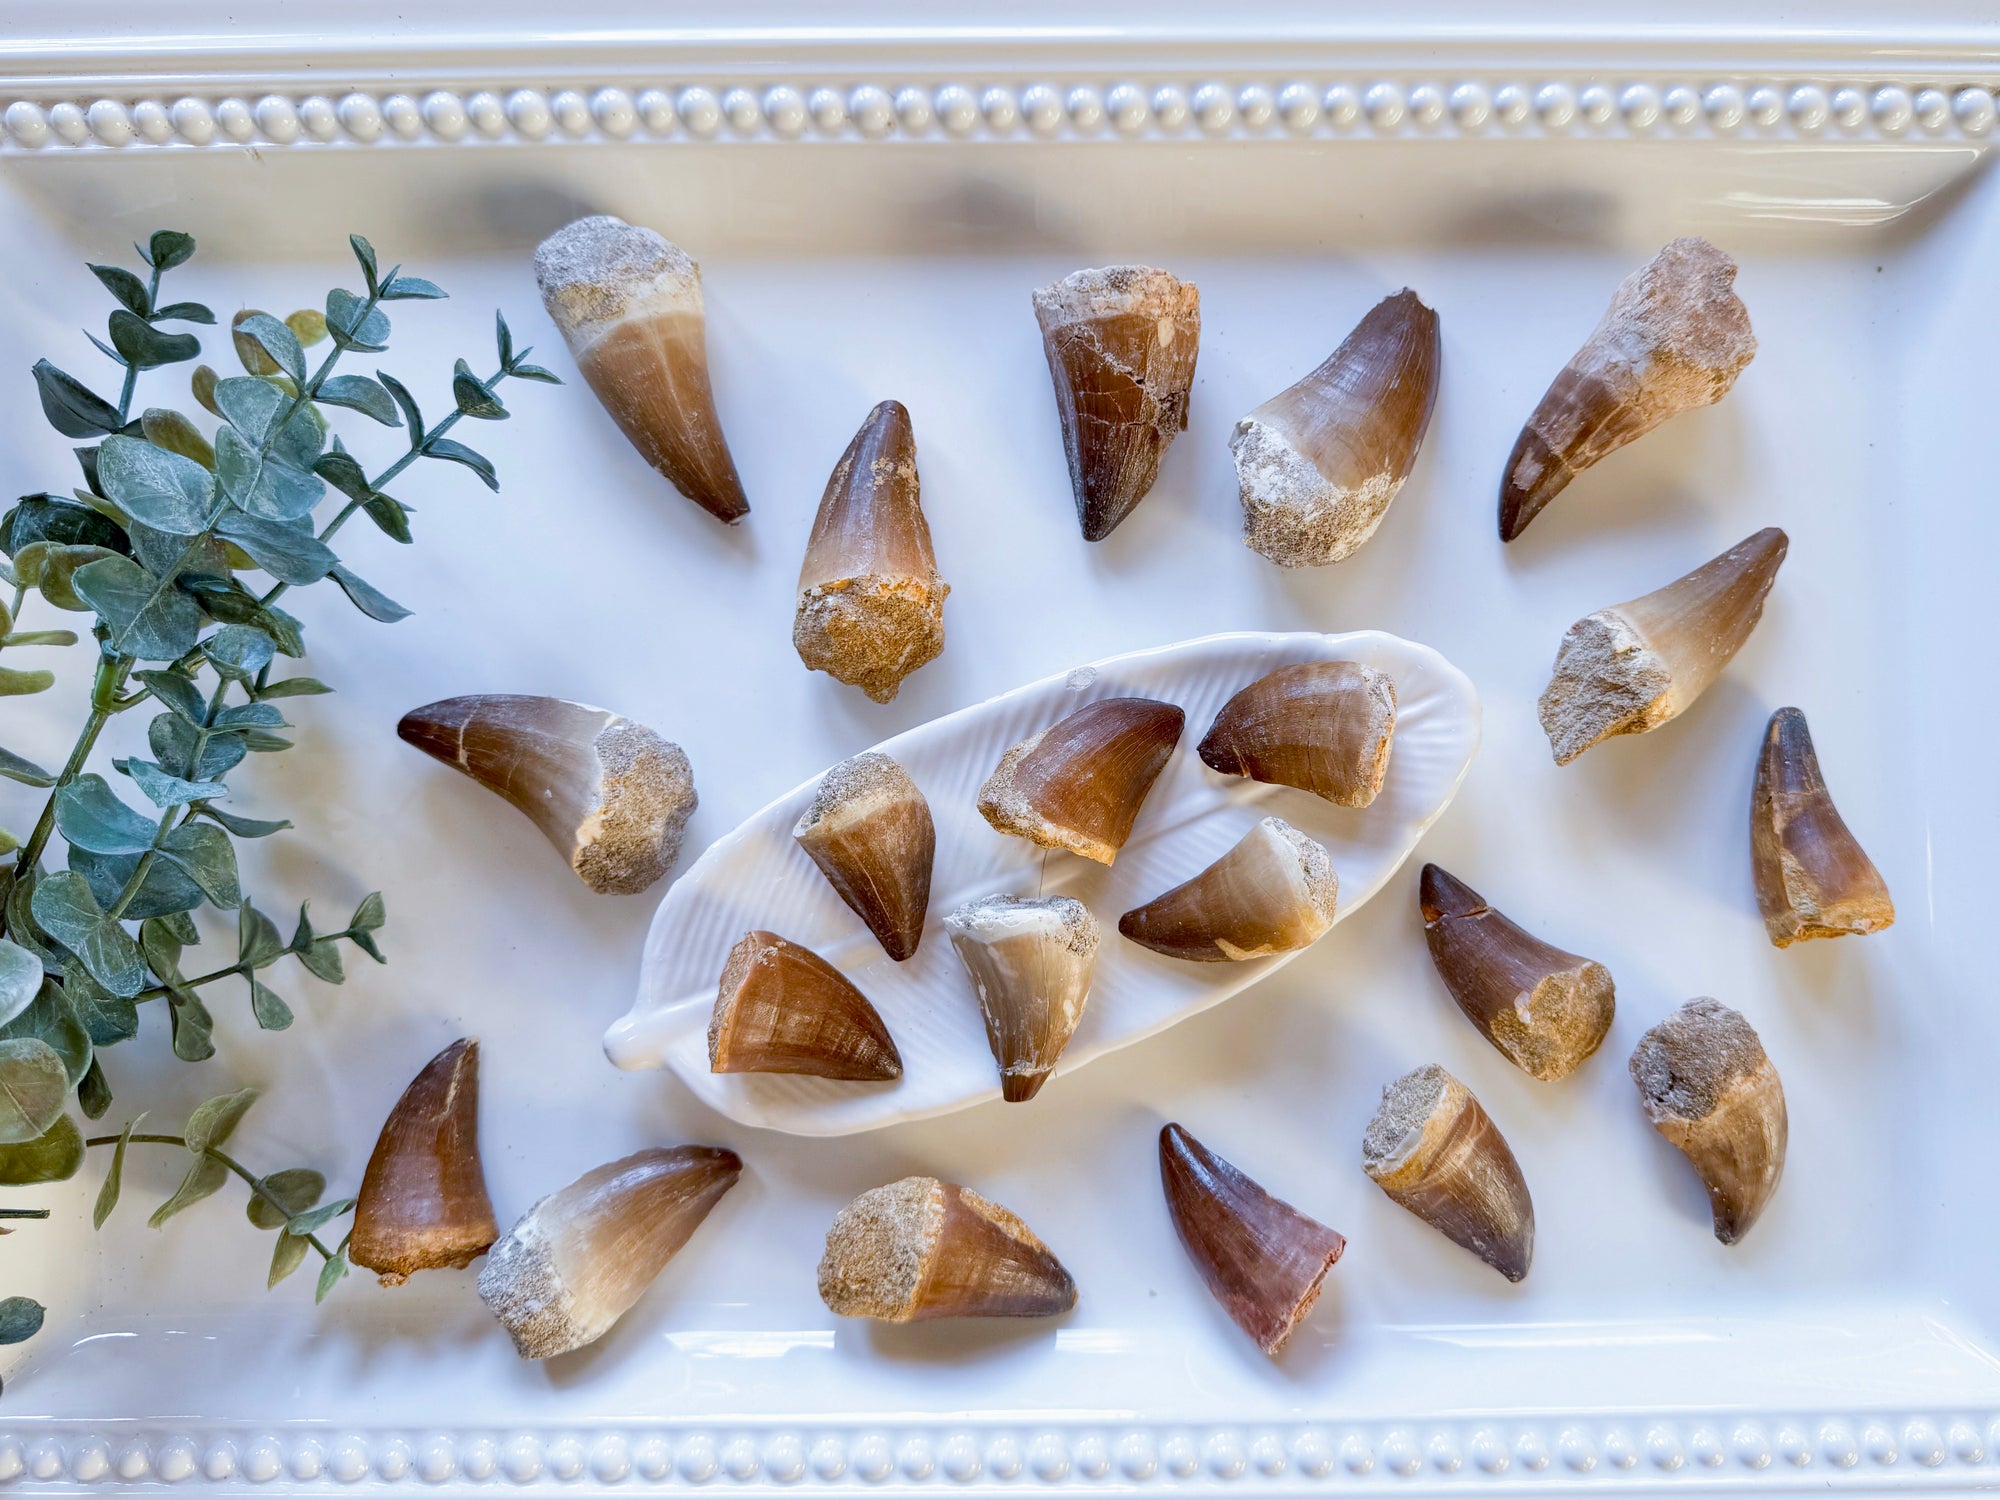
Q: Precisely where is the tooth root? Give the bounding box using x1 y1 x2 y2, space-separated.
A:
977 697 1184 864
1198 662 1397 807
479 1146 742 1359
1538 527 1787 766
1233 289 1441 568
1419 864 1615 1081
1120 818 1338 963
1630 999 1786 1244
709 930 902 1081
398 694 696 895
1752 708 1894 948
793 400 950 703
1362 1064 1534 1282
793 752 935 961
1500 237 1756 541
535 216 749 523
1033 266 1201 541
350 1039 499 1286
1159 1124 1346 1355
944 896 1099 1102
818 1176 1077 1321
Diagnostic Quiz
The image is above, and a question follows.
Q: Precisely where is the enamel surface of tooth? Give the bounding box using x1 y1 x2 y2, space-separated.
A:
1120 817 1338 962
944 895 1099 1102
478 1145 742 1359
976 696 1184 863
1630 998 1787 1244
818 1176 1078 1321
709 930 902 1080
1537 527 1787 766
793 400 950 703
793 752 935 961
1233 288 1441 568
1751 708 1895 948
534 215 749 522
1362 1063 1534 1282
1499 236 1756 541
1159 1124 1346 1355
398 694 695 895
1197 661 1396 807
1419 864 1614 1081
1033 265 1201 541
350 1039 499 1286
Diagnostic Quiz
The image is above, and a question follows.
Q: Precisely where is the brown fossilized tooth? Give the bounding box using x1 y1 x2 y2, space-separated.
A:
793 752 934 961
1419 864 1614 1081
1500 236 1756 541
1538 527 1787 766
1362 1064 1534 1282
794 400 949 703
977 697 1184 864
1120 818 1338 963
1159 1124 1346 1356
709 931 902 1081
1751 708 1894 948
1033 266 1201 541
944 895 1099 1102
478 1146 741 1359
398 695 695 895
1233 289 1441 568
818 1176 1077 1321
1630 998 1786 1244
350 1039 498 1286
534 215 748 523
1198 662 1396 808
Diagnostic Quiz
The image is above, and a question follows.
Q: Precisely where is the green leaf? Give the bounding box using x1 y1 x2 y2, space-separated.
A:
350 891 386 932
68 845 202 924
55 774 159 854
0 1297 44 1346
147 230 196 270
451 360 507 419
0 666 53 696
312 447 372 502
139 409 215 470
159 910 200 947
184 1087 258 1154
349 235 379 293
0 981 92 1088
18 540 122 612
238 902 285 968
149 1153 228 1226
256 676 330 700
93 1114 141 1228
349 929 385 964
77 1056 111 1119
376 372 424 440
289 1197 355 1237
154 301 215 325
0 495 129 558
166 987 213 1062
328 564 411 623
89 264 150 316
249 979 291 1030
135 668 210 725
232 314 305 386
4 873 57 973
63 963 138 1047
108 310 200 371
0 941 41 1029
380 275 446 301
0 1038 69 1144
316 374 401 426
120 756 226 808
247 1167 324 1230
95 435 215 534
363 494 414 543
214 426 324 522
30 871 147 998
267 1228 311 1287
213 376 288 444
138 916 184 984
315 1250 349 1303
193 805 292 839
325 289 389 351
1 630 76 648
0 1114 82 1185
495 310 515 366
202 623 275 679
508 364 561 384
215 510 335 585
291 907 345 983
243 729 294 754
0 747 55 788
33 360 121 438
150 713 246 784
210 702 285 729
424 438 498 491
181 580 304 657
72 554 203 661
159 821 240 907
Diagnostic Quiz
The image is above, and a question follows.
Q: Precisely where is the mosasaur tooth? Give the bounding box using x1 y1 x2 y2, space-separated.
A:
793 752 934 961
1750 707 1894 948
944 895 1099 1102
976 697 1184 864
1198 661 1396 807
350 1039 498 1286
1119 818 1338 962
709 931 902 1081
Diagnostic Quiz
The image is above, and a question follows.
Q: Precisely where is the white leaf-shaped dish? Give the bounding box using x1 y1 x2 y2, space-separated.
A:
606 630 1480 1135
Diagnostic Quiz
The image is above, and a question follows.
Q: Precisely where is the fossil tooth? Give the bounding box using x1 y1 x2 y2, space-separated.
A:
794 400 949 703
1159 1124 1346 1355
1119 818 1338 963
1500 237 1756 541
535 215 749 523
1537 527 1787 766
1198 662 1396 807
1751 708 1894 948
944 895 1099 1102
1419 864 1614 1081
1233 289 1441 568
398 694 695 895
793 752 934 961
1630 998 1786 1244
479 1146 741 1358
709 930 902 1081
1361 1064 1534 1282
1033 266 1201 541
818 1176 1077 1321
977 697 1184 864
350 1039 498 1286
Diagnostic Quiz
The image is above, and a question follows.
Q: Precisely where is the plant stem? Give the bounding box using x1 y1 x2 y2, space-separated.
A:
80 1133 344 1261
0 1209 50 1221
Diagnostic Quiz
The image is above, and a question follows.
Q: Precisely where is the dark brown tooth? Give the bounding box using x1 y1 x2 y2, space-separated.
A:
944 896 1098 1102
1751 708 1894 948
793 752 934 961
350 1039 498 1286
818 1176 1077 1321
1233 289 1441 568
1032 266 1201 541
397 694 695 895
1419 864 1614 1081
1159 1124 1345 1355
709 931 901 1081
976 697 1183 864
1500 237 1756 541
794 400 949 703
1119 818 1337 962
1198 662 1396 807
1361 1064 1534 1282
534 215 748 523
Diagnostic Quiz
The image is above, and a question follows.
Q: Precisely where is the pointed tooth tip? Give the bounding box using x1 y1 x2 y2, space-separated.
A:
1417 863 1482 923
1001 1072 1049 1103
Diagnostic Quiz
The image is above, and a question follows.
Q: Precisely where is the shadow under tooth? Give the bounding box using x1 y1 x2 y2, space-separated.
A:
350 1038 498 1286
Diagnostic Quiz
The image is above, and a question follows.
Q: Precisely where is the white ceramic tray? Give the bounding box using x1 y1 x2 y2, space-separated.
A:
1 4 1997 1494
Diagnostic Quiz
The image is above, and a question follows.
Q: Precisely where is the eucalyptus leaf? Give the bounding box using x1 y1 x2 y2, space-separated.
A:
68 844 203 924
159 910 200 946
181 580 304 657
363 494 414 543
298 941 343 985
243 730 294 754
0 495 128 557
191 364 222 416
211 703 286 729
424 438 498 491
249 979 292 1030
139 408 215 470
121 756 227 808
125 522 228 586
256 677 331 700
0 941 41 1030
139 917 183 985
238 903 285 968
150 713 246 783
95 435 215 534
63 962 137 1047
376 371 424 440
149 1153 229 1227
349 235 379 292
184 1087 258 1154
287 309 329 347
166 987 214 1062
135 669 210 725
0 1114 82 1185
289 1197 356 1237
495 311 514 366
507 364 561 384
0 631 76 648
202 623 275 679
216 509 336 585
380 275 446 301
325 289 390 351
315 1250 348 1303
329 565 411 622
312 448 372 501
16 540 119 611
33 360 121 439
316 373 401 426
160 821 241 907
214 426 324 522
268 1229 312 1288
147 230 196 270
0 667 53 696
213 376 288 444
247 1167 324 1229
71 553 204 661
154 301 216 325
89 264 150 316
451 360 507 419
55 774 160 855
94 1115 141 1228
0 1038 69 1144
77 1056 111 1119
194 805 292 839
108 310 200 370
0 981 93 1089
30 871 147 997
350 892 386 932
233 313 305 385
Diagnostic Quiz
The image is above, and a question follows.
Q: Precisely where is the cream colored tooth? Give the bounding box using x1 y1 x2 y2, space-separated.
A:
1751 708 1894 948
1119 818 1337 962
708 930 902 1081
793 752 935 961
1198 661 1396 807
944 895 1099 1102
350 1038 498 1286
976 697 1184 865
